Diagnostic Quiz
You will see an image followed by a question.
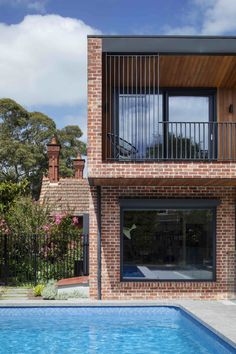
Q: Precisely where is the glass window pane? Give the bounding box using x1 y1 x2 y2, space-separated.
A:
122 209 214 281
119 94 163 159
168 96 210 159
169 96 209 123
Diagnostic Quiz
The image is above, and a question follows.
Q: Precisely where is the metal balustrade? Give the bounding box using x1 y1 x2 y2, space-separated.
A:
105 121 236 161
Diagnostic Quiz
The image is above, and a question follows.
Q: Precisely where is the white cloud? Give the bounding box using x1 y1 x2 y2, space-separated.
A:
163 25 197 35
0 14 100 106
0 0 48 13
164 0 236 35
27 1 47 13
199 0 236 34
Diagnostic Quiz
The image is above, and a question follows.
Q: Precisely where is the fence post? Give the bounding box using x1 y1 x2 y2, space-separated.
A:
82 214 89 276
33 234 37 286
83 234 89 276
4 234 8 286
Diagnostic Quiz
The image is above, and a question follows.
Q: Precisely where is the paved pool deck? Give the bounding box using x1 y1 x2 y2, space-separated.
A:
0 299 235 349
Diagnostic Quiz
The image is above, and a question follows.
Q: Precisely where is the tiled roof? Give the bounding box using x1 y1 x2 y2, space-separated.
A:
39 177 89 215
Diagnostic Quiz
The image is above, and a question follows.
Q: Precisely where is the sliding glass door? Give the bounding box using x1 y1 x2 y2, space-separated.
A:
116 89 216 160
167 92 216 160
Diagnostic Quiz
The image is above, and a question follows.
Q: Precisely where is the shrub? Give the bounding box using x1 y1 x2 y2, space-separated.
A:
0 179 29 214
56 292 69 300
56 290 88 300
33 284 45 297
5 196 51 235
68 290 88 299
42 280 57 300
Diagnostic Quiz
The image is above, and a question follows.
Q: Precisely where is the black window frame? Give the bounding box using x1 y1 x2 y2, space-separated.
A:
120 199 218 282
115 87 217 160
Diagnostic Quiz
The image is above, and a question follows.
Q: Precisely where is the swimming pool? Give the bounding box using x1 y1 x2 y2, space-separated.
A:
0 306 235 353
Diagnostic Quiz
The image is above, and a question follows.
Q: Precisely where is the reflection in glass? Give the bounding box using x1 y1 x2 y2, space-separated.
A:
167 96 210 159
122 209 214 280
119 94 163 159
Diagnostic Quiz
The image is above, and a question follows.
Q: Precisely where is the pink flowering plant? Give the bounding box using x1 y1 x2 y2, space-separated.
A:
39 213 82 278
1 195 82 283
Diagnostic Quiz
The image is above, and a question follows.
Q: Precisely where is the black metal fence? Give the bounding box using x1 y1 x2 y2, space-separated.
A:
107 121 236 162
0 233 89 286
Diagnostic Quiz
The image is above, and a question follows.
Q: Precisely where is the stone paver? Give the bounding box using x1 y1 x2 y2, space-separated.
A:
0 287 30 300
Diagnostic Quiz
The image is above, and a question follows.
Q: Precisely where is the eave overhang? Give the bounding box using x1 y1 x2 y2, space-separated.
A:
88 35 236 55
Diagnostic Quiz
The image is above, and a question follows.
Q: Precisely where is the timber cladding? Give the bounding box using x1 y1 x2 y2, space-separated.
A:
89 185 236 300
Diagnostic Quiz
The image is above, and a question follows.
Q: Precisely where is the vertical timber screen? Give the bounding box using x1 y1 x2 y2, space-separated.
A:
103 54 236 162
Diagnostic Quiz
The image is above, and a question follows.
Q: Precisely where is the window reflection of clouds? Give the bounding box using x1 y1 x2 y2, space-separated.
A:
119 94 163 155
169 96 210 150
119 94 210 157
169 97 209 123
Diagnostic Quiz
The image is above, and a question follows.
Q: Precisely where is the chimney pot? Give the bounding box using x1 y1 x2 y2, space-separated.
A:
73 153 85 179
47 136 61 183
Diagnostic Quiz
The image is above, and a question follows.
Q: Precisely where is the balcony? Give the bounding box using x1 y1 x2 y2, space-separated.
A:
106 121 236 162
103 54 236 163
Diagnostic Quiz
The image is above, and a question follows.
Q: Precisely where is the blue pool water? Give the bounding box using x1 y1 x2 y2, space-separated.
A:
0 306 235 354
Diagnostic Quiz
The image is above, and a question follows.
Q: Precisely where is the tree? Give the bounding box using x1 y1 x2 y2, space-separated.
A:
57 125 86 177
5 195 50 235
0 179 29 214
0 98 86 197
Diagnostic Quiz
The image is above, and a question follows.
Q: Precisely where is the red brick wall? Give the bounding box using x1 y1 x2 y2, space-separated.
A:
87 38 236 300
89 185 236 300
87 37 102 177
87 37 236 180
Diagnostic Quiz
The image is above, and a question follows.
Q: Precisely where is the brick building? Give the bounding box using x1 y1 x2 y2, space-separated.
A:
88 36 236 300
39 136 89 229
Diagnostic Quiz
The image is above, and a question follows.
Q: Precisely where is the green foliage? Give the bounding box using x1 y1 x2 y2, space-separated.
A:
55 290 88 300
5 196 51 235
0 98 86 197
1 204 82 285
39 214 82 279
57 125 86 178
56 292 69 300
68 290 88 299
33 284 45 297
42 279 57 300
0 179 29 214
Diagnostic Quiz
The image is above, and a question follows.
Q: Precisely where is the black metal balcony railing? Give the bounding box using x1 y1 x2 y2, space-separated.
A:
106 121 236 161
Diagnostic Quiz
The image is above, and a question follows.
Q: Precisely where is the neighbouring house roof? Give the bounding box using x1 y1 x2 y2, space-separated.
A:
39 177 90 216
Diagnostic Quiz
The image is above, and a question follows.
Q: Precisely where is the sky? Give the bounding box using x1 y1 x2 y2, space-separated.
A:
0 0 236 143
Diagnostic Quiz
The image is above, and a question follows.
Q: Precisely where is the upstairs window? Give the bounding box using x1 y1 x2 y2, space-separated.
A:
104 54 216 160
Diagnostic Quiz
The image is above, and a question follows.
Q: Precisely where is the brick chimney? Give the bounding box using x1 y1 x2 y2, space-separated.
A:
47 136 61 183
73 153 85 179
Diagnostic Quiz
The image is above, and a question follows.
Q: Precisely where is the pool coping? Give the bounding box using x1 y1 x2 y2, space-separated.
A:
0 299 235 350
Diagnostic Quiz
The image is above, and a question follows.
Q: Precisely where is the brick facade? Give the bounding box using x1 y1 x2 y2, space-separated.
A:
87 37 236 300
89 185 235 300
87 38 236 182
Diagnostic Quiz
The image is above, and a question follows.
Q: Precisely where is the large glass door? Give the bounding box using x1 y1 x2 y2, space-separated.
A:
166 92 216 160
